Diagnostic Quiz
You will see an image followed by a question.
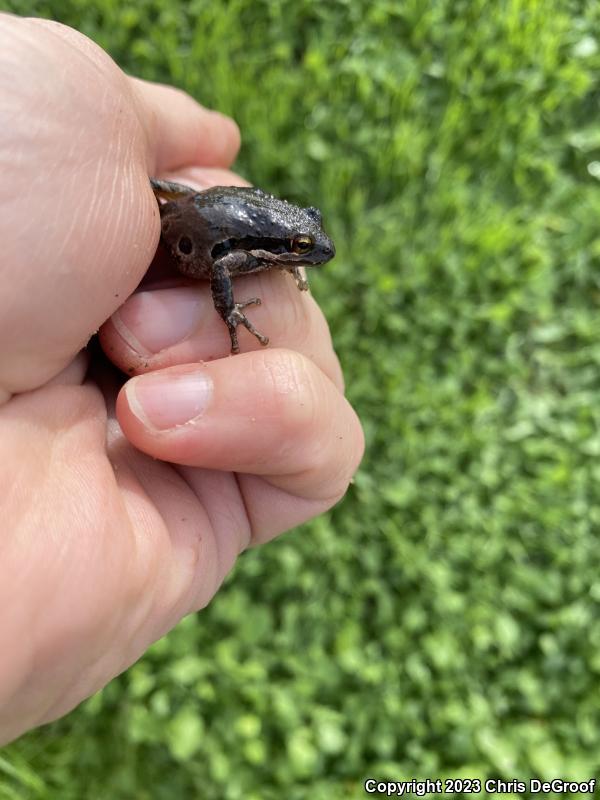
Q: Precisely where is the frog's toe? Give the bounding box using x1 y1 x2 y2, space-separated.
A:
240 316 269 346
229 334 240 354
290 267 309 291
237 297 261 309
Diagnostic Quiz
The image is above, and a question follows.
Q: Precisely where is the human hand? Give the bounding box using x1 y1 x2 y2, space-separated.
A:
0 15 364 744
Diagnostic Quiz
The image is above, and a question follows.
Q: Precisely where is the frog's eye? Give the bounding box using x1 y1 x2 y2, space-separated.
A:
292 236 313 254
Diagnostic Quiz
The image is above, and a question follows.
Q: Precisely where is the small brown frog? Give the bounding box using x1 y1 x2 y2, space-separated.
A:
151 178 336 353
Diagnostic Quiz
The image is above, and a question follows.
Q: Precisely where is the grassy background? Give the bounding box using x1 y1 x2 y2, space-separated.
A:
3 0 600 796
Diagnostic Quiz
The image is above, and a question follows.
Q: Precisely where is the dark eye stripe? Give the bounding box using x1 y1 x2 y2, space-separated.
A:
212 236 290 259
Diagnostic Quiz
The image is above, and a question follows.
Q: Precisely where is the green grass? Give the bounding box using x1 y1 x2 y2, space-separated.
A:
3 0 600 796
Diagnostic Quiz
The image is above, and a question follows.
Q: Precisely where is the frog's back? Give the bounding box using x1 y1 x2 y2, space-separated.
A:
193 186 311 240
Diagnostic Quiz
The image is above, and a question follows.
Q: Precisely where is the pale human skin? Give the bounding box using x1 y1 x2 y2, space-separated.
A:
0 15 364 744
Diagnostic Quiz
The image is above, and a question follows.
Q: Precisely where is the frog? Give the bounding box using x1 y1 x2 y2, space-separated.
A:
150 178 336 353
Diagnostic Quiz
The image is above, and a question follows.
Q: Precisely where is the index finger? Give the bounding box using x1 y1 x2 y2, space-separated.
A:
130 78 241 173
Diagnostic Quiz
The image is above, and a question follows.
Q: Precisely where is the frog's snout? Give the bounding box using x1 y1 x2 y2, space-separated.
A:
322 240 335 260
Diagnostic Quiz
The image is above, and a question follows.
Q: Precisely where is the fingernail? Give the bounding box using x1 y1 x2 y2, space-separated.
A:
127 368 213 430
114 289 206 354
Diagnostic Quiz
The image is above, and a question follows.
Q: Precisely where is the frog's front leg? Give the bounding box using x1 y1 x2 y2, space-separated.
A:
211 253 269 353
290 266 309 292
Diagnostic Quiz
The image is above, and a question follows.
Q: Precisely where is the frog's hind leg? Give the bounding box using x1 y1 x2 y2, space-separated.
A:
150 178 197 202
211 255 269 353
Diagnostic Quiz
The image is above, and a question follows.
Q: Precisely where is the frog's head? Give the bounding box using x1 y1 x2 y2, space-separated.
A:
286 205 336 266
230 191 336 269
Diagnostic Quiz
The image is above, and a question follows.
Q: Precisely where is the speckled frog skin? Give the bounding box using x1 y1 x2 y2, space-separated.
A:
151 178 336 353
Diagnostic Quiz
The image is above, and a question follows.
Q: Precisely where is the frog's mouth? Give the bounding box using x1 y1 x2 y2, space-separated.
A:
212 236 289 259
